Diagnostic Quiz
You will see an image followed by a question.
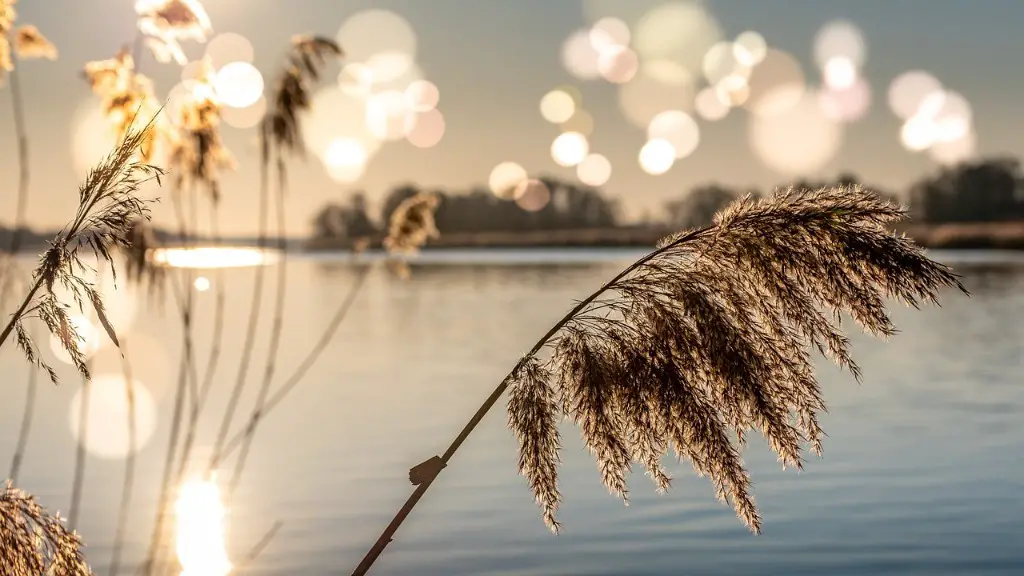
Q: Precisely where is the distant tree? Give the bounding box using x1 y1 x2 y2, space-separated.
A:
909 158 1024 223
664 184 743 229
311 191 380 239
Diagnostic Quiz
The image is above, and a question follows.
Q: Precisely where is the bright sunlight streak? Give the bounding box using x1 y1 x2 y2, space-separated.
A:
151 247 278 269
176 477 232 576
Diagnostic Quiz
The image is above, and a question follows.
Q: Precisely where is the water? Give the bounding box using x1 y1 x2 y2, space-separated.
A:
1 249 1022 575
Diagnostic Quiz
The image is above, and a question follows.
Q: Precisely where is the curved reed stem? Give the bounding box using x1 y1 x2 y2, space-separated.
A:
6 339 37 484
208 133 270 474
108 340 138 576
7 60 30 256
212 264 369 469
66 373 90 532
227 152 288 499
349 229 705 575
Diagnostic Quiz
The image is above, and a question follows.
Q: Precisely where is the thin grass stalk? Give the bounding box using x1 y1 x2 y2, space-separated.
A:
234 520 285 573
212 264 369 469
66 375 90 532
150 186 202 576
208 130 271 474
226 150 288 499
108 340 138 576
349 230 705 575
6 329 38 484
66 267 109 531
141 186 200 576
0 275 43 347
6 56 30 256
198 199 225 407
140 339 189 576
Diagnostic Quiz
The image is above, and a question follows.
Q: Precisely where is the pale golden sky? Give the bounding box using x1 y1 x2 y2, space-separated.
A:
2 0 1023 237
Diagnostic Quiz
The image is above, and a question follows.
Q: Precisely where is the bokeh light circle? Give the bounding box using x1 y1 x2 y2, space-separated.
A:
618 66 696 128
647 110 700 159
598 46 639 84
405 80 440 112
749 88 842 176
695 86 730 121
405 109 446 148
639 139 676 175
49 314 104 365
551 132 590 167
823 56 857 90
818 77 871 123
929 129 976 165
733 30 767 67
489 161 529 199
514 179 552 212
888 70 943 119
365 90 413 141
743 48 806 117
577 153 612 187
589 17 631 52
68 375 158 459
540 89 577 124
301 86 382 162
336 9 417 64
813 20 866 68
562 29 602 80
703 41 750 85
633 2 723 79
324 137 369 183
214 61 264 108
205 32 254 69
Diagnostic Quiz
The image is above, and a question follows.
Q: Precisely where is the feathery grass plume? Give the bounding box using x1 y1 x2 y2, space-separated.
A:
83 49 169 163
168 57 234 202
504 184 968 534
383 191 441 255
382 191 441 278
351 185 968 575
134 0 211 65
0 115 163 383
0 0 15 77
0 481 92 576
13 24 56 60
263 34 342 157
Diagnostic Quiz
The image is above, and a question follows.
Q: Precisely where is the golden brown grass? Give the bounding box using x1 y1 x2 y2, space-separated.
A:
0 113 160 576
351 184 968 574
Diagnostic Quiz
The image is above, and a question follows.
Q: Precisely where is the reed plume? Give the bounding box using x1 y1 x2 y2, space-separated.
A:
134 0 211 65
220 35 342 495
0 115 162 380
83 48 169 164
1 481 92 576
382 191 441 279
351 184 967 574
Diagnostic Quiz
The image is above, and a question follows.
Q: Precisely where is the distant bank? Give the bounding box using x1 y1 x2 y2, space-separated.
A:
305 221 1024 252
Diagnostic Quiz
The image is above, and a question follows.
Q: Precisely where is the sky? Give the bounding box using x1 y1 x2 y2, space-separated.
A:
2 0 1024 236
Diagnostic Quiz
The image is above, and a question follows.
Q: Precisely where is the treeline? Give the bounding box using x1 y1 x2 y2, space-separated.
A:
311 157 1024 240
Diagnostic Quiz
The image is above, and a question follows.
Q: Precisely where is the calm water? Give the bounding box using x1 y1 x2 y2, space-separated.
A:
1 248 1023 575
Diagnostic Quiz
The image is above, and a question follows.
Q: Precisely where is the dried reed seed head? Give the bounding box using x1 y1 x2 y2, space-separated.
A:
507 184 966 534
0 0 16 77
382 192 441 256
12 116 164 385
135 0 211 41
1 481 93 576
263 35 343 157
13 24 56 60
167 57 235 200
83 49 172 164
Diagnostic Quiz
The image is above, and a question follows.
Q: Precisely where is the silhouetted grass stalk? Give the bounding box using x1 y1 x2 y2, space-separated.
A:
208 136 270 474
227 148 288 499
108 340 138 576
211 264 369 469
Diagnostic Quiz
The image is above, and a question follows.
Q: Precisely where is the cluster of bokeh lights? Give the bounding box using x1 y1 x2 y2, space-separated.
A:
70 2 982 219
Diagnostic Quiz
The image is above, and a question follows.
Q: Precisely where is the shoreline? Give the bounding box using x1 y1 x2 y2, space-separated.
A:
304 221 1024 252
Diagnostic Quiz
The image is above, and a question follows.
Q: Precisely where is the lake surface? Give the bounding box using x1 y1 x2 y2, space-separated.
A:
1 248 1023 575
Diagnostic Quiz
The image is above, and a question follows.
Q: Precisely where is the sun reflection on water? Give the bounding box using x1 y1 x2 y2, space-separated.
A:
176 476 232 576
151 247 279 269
